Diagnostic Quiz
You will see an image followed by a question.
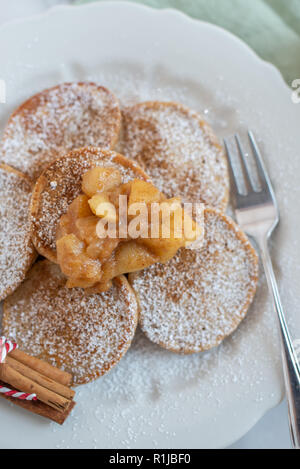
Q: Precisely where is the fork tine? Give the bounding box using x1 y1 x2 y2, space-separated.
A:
248 130 274 193
235 134 254 192
224 138 241 197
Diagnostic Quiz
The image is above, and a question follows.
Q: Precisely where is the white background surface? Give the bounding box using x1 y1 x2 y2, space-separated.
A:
0 0 292 449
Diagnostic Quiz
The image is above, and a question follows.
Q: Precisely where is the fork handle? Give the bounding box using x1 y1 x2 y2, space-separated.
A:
258 238 300 448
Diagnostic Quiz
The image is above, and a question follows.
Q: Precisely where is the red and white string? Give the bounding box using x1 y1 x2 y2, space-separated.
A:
0 337 37 401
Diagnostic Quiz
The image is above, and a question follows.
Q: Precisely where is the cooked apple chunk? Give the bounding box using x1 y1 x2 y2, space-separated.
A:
82 167 122 197
56 166 203 292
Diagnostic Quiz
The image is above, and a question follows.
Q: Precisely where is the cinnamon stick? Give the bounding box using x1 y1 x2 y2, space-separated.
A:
10 349 72 387
0 380 75 425
0 364 72 413
6 356 75 400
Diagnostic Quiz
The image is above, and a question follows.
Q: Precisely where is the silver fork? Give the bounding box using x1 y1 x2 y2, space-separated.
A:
224 131 300 449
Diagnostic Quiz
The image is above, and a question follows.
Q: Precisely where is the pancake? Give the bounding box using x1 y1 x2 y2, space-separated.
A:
0 164 36 301
0 82 121 180
29 147 150 262
129 207 258 354
121 101 229 211
2 260 138 385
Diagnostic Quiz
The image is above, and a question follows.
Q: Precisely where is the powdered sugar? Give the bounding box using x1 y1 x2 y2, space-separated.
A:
30 147 148 259
3 261 138 385
131 208 258 353
0 165 36 301
121 102 229 210
0 82 121 180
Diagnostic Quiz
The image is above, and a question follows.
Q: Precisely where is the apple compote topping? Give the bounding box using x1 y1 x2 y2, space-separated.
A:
56 166 203 292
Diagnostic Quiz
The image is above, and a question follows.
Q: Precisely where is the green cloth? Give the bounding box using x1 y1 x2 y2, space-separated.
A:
76 0 300 85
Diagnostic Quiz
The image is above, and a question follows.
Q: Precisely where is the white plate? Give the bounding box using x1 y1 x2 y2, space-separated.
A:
0 1 300 449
